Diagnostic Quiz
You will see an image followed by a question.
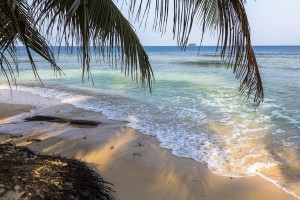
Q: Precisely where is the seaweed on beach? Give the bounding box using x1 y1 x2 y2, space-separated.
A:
26 138 42 143
0 142 115 200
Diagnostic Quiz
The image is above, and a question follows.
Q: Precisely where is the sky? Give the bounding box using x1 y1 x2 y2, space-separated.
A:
116 0 300 46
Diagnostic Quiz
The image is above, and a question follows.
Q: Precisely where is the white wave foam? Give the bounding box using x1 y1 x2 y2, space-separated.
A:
272 129 286 135
272 110 299 124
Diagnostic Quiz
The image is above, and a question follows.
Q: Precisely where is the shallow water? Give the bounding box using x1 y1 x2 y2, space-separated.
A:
1 46 300 198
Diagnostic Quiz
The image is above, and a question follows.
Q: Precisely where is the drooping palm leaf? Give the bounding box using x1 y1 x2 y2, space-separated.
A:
1 0 263 106
32 0 154 89
126 0 263 106
0 0 61 87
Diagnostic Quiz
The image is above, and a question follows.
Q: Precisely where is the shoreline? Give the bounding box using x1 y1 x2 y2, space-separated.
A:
0 89 298 200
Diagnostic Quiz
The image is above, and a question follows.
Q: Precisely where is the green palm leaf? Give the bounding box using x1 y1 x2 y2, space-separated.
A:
33 0 154 89
0 0 61 87
127 0 263 106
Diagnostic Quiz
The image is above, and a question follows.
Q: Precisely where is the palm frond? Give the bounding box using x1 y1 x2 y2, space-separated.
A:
126 0 263 106
33 0 154 89
0 0 61 87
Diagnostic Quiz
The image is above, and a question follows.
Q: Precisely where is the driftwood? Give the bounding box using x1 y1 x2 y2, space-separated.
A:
25 115 101 126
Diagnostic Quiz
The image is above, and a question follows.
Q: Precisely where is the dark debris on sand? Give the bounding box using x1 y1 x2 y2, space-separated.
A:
0 142 115 200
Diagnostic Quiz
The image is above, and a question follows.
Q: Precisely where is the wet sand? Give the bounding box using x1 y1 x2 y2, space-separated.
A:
0 89 298 200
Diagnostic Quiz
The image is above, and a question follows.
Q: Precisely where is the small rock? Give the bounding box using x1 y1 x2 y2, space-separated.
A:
0 184 4 188
133 152 142 158
0 189 4 194
138 142 143 147
14 185 21 192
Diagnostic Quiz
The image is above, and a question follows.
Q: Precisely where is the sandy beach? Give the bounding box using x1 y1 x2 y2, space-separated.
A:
0 88 298 200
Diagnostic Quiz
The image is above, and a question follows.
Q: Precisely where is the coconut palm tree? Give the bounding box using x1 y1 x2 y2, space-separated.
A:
0 0 263 106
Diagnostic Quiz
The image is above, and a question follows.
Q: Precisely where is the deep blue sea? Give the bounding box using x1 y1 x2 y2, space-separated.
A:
1 46 300 198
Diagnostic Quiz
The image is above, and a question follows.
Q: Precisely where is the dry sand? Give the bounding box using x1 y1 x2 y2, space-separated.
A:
0 89 298 200
0 103 33 122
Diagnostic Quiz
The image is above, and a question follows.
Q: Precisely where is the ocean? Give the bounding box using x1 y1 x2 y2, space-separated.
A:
1 46 300 198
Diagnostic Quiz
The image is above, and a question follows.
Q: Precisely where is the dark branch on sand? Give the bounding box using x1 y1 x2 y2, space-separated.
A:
25 115 101 126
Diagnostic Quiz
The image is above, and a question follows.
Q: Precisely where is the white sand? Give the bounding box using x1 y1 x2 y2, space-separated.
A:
0 88 298 200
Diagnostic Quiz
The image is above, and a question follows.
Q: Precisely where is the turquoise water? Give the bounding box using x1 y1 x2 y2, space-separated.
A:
1 46 300 198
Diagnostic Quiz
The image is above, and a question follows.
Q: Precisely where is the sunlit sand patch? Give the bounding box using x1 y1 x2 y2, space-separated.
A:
149 169 191 199
0 114 25 125
42 139 72 154
75 128 137 168
17 128 67 146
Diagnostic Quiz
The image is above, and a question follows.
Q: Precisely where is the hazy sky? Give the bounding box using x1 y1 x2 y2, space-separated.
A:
117 0 300 46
